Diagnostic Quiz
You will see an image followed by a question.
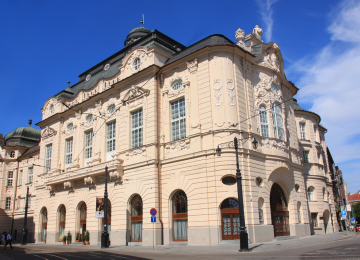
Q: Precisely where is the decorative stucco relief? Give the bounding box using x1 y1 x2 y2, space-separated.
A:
165 139 190 153
261 139 289 152
242 59 255 74
126 49 148 74
125 147 146 159
186 58 198 74
257 43 280 73
42 126 57 140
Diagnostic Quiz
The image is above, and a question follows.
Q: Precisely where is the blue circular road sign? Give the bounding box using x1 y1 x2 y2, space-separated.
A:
150 208 157 216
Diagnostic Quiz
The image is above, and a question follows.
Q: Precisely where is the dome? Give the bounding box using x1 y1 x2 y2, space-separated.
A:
4 120 41 148
124 27 151 47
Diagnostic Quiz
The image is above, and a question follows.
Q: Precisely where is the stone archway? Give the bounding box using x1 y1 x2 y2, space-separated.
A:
270 183 290 237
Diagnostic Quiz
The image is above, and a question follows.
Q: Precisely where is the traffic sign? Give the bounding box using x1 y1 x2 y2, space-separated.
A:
151 216 156 223
351 217 355 223
341 210 347 217
150 208 157 216
347 205 351 211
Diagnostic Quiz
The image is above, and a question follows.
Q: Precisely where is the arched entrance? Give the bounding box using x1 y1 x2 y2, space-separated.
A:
270 183 290 237
40 207 47 241
130 195 142 242
58 204 66 241
78 202 87 236
172 190 188 241
220 198 239 240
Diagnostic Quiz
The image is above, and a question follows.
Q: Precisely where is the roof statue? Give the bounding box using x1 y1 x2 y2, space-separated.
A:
253 25 263 41
235 28 245 48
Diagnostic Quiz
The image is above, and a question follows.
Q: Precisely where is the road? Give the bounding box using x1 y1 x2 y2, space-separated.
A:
0 233 359 259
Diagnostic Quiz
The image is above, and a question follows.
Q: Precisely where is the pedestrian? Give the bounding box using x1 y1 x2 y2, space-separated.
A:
3 232 7 249
5 232 12 249
0 232 4 246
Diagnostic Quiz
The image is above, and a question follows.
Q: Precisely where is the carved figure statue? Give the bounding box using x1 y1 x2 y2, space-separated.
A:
253 25 263 41
235 28 245 42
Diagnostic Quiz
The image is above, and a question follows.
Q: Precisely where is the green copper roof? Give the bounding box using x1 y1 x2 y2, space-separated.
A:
4 120 41 147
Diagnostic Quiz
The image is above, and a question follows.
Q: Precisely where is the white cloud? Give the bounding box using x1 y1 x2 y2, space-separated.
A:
293 0 360 190
256 0 279 42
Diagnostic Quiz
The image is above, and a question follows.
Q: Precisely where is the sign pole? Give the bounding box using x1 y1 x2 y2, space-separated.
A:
153 220 154 251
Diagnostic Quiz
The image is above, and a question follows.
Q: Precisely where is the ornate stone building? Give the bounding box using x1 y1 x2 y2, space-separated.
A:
0 24 340 245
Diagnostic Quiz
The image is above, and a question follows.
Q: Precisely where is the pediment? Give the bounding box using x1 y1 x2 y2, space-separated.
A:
256 43 285 76
41 126 57 139
122 85 150 104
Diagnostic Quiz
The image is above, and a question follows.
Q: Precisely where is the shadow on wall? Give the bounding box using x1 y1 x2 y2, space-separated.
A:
0 208 35 244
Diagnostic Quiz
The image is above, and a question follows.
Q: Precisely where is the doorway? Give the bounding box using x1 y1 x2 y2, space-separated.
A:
221 198 240 240
270 183 290 237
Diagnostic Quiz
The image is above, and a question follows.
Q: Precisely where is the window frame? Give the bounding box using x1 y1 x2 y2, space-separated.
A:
303 150 310 163
311 213 318 227
5 197 11 210
65 138 73 167
84 130 93 161
272 102 284 140
19 170 23 186
107 121 116 160
7 171 13 186
45 144 52 173
299 122 306 140
171 98 186 141
131 110 143 149
28 167 33 183
259 105 269 137
308 187 315 201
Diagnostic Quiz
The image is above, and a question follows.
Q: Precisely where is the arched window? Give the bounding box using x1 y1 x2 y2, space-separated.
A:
41 207 47 241
308 187 315 201
171 80 182 90
58 205 66 241
134 58 140 70
272 102 284 140
172 190 188 241
259 105 269 137
130 195 142 242
322 187 326 201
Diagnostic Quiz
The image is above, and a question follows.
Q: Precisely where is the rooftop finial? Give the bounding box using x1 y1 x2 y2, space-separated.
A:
140 14 144 27
28 119 32 126
67 80 70 87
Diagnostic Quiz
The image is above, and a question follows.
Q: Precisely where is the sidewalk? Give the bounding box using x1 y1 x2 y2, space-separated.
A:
18 231 356 255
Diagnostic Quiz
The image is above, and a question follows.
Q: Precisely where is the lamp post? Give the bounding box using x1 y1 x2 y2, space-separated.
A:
21 186 29 245
101 166 109 248
216 136 258 252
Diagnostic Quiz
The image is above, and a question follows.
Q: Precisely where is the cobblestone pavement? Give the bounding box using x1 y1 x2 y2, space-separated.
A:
0 232 358 260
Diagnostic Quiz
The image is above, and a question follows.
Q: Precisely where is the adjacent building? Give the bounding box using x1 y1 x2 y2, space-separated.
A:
0 24 342 245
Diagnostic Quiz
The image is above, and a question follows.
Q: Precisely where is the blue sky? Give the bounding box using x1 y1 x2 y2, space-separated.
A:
1 0 359 192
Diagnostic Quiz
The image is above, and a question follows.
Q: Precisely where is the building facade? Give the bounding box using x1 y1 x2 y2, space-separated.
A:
0 24 341 245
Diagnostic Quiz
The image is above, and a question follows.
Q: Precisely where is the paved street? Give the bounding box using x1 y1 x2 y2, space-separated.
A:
0 232 359 260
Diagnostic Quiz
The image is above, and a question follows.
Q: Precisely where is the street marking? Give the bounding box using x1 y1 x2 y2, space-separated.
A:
33 255 48 260
47 254 68 260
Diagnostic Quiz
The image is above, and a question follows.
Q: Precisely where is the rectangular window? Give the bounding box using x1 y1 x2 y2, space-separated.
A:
107 121 116 152
318 153 321 164
311 213 318 227
66 138 73 166
85 131 93 160
259 106 269 137
7 171 13 186
300 123 306 140
131 110 143 148
5 198 11 210
45 144 52 173
171 99 186 141
28 168 33 183
19 170 23 186
303 151 309 163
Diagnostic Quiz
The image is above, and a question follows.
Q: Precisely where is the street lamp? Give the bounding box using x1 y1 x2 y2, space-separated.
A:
216 136 258 252
101 166 109 248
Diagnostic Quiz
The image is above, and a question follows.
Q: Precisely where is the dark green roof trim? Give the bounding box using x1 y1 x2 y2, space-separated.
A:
4 126 41 148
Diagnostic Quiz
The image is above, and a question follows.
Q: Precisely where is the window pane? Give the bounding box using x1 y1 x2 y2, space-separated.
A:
171 99 186 141
131 110 143 148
